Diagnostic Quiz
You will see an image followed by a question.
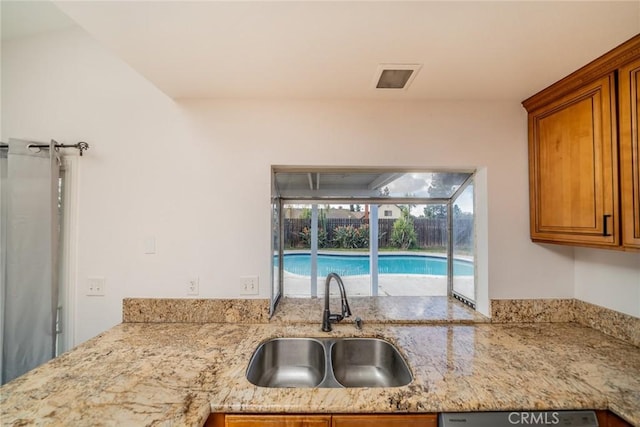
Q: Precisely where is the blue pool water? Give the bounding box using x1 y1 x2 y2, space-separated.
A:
276 254 473 277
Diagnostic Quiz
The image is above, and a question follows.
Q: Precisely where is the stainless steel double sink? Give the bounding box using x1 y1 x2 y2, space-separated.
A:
246 337 412 388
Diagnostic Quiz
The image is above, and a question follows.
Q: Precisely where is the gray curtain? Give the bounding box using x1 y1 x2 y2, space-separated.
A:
1 139 60 384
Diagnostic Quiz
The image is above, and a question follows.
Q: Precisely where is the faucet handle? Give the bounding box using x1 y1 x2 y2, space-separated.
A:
354 317 363 330
328 313 344 323
342 300 352 318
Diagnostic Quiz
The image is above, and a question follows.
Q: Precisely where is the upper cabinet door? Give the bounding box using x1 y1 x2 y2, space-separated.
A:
619 58 640 249
528 73 619 247
523 33 640 251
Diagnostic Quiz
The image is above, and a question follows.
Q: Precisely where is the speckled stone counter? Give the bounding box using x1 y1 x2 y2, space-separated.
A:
2 322 639 426
491 298 640 347
123 298 270 323
122 296 488 325
272 296 490 324
121 296 640 347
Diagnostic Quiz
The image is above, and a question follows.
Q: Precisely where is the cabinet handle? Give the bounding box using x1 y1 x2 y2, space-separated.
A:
603 214 612 236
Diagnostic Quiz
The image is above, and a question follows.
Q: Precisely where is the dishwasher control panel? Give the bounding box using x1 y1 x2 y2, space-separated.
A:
439 410 598 427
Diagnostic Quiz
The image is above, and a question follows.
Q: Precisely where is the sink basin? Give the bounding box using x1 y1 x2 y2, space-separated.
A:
330 338 412 387
245 338 326 388
246 337 412 388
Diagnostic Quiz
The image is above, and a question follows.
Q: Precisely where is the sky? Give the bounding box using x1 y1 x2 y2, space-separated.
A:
383 173 474 214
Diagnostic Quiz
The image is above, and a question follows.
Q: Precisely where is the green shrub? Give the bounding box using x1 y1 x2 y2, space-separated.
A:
390 213 417 249
333 224 369 249
299 227 328 248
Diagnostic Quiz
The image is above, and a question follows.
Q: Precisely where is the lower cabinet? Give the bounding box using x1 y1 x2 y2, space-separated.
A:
211 414 331 427
595 410 633 427
208 411 629 427
332 414 437 427
206 414 437 427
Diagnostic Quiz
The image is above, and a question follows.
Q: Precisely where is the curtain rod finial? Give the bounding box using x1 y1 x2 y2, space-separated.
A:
77 142 89 156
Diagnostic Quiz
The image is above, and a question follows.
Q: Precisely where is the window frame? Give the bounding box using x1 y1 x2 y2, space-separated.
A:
270 169 477 316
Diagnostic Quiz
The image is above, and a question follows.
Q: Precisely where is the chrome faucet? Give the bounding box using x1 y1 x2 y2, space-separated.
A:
322 272 352 332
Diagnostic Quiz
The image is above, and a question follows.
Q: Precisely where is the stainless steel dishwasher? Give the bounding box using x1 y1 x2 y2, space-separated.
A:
439 410 599 427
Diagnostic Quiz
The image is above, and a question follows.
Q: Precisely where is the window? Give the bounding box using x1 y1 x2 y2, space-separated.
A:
452 181 475 305
271 168 476 313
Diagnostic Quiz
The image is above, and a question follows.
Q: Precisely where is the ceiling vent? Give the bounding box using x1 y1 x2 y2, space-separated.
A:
373 64 422 90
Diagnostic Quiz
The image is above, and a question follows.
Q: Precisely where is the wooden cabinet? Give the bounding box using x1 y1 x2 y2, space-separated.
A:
210 412 631 427
619 57 640 249
332 414 436 427
206 414 436 427
595 410 633 427
207 414 331 427
527 73 618 246
523 34 640 251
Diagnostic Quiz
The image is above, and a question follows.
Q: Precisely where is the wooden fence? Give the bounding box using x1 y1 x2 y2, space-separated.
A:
283 217 473 250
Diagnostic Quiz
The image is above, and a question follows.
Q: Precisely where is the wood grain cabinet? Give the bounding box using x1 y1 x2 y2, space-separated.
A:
619 57 640 249
206 414 436 427
526 73 618 247
207 414 331 427
331 414 436 427
523 34 640 251
595 410 634 427
209 412 630 427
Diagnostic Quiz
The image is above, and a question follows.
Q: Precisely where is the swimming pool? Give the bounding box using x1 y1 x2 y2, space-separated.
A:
276 253 473 277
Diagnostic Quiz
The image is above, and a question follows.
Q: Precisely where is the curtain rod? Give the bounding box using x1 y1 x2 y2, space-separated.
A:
0 141 89 156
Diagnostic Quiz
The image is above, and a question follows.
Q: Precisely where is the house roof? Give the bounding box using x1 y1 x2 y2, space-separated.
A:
284 207 365 220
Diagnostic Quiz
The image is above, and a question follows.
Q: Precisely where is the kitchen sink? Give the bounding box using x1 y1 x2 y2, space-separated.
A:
330 338 412 387
245 338 326 388
246 337 412 388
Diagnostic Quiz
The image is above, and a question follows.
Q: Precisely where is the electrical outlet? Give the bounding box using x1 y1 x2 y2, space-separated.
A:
240 276 259 295
187 277 199 296
87 277 105 296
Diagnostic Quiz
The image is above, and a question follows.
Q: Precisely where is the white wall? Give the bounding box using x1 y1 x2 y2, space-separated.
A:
575 248 640 317
0 27 588 345
180 98 576 305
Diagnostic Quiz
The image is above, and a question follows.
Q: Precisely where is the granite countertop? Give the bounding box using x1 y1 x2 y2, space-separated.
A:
1 320 639 426
271 296 491 324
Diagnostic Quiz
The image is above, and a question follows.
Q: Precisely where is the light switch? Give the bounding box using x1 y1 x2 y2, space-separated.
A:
143 237 156 254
